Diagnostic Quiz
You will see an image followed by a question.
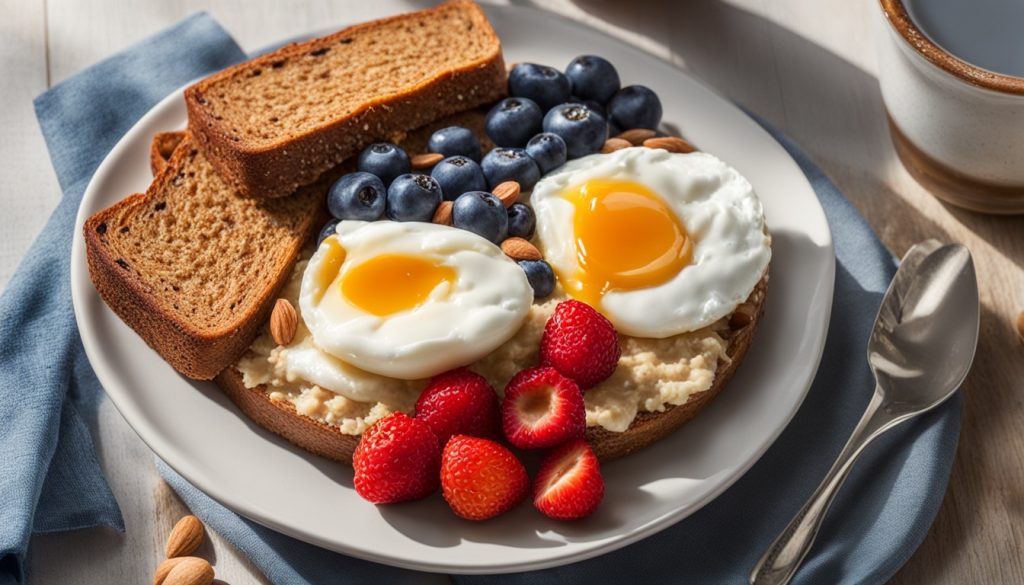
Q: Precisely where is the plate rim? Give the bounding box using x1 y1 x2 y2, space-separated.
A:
70 3 835 574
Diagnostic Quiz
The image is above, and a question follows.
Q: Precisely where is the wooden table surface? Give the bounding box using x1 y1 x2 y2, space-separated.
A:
2 0 1022 583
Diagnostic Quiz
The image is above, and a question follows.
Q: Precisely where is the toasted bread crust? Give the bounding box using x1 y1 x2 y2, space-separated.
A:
150 131 185 176
84 202 277 380
216 269 768 464
84 135 327 380
85 191 241 380
216 367 360 462
185 0 507 199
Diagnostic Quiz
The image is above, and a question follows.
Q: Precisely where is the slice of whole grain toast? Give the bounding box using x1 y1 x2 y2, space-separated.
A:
185 0 506 199
85 109 488 381
84 134 329 380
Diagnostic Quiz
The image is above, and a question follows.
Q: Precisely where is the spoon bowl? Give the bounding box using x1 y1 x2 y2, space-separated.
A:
868 241 979 417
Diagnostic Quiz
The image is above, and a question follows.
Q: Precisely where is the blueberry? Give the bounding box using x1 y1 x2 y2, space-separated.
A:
542 103 608 159
452 191 508 243
427 126 482 162
431 156 487 200
386 174 442 222
485 97 543 148
568 96 605 119
508 63 572 111
481 148 541 191
357 143 410 186
525 132 567 175
608 85 663 131
518 260 555 299
317 219 341 246
506 202 536 239
565 55 620 104
327 172 386 221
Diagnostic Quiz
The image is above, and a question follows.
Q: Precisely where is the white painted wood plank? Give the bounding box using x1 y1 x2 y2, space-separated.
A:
45 0 186 87
0 0 61 291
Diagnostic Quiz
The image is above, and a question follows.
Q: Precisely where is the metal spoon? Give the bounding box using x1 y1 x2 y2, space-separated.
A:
749 240 979 585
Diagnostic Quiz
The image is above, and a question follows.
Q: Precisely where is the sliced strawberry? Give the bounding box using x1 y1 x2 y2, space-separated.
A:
501 366 585 449
415 368 501 446
353 412 440 504
533 439 604 520
540 299 620 389
441 435 529 520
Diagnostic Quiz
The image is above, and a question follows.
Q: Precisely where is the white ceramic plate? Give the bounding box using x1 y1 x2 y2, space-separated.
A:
71 4 834 574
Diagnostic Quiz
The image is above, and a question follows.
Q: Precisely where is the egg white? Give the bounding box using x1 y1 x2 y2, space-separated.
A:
530 147 771 338
299 221 533 380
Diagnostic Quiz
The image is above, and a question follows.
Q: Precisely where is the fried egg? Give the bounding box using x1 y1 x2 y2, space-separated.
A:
298 220 533 379
531 147 771 338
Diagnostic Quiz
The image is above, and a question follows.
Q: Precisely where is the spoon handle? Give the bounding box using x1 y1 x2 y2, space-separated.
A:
749 390 896 585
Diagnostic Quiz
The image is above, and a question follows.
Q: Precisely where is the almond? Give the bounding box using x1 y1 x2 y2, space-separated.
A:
601 138 632 154
160 557 213 585
154 557 185 585
410 152 443 170
643 136 696 153
615 128 657 145
165 514 204 558
1016 311 1024 344
492 181 521 207
270 298 298 346
432 200 454 226
501 237 542 261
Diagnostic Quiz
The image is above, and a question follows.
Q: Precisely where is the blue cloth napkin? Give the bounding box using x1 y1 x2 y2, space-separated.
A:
11 11 962 585
0 13 245 585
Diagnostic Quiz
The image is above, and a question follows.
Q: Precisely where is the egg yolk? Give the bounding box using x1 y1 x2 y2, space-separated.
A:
560 179 692 306
341 253 456 317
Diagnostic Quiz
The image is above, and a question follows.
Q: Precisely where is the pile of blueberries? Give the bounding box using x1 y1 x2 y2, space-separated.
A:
319 55 663 300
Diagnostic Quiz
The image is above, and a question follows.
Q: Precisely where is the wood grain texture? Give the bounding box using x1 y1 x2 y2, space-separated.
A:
0 0 61 288
3 0 1022 583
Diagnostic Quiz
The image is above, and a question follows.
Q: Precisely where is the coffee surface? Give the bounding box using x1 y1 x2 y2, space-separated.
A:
906 0 1024 78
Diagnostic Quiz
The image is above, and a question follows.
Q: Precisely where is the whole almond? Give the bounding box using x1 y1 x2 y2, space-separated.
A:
154 557 185 585
270 298 298 346
615 128 657 145
501 237 542 261
432 200 454 226
165 515 204 558
161 557 213 585
643 136 696 153
1016 311 1024 344
410 152 443 170
492 181 521 207
601 138 632 154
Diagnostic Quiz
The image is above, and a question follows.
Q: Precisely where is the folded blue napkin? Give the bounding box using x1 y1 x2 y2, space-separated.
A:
9 11 961 585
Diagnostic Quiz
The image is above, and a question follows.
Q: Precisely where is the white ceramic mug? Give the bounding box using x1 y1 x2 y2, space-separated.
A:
874 0 1024 214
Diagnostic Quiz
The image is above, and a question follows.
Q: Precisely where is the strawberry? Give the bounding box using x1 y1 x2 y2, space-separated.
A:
533 439 604 520
353 412 440 504
502 366 585 449
539 299 620 389
415 368 501 446
440 435 529 520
